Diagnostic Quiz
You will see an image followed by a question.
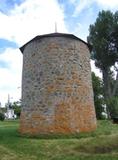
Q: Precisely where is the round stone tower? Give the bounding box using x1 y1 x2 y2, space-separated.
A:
19 33 96 135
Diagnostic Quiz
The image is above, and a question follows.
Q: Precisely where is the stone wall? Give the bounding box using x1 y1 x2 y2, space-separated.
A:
20 35 96 135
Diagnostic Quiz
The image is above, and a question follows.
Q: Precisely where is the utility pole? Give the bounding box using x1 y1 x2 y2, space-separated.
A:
55 22 57 33
7 94 10 118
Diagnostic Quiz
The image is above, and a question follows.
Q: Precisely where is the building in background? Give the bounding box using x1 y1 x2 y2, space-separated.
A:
4 94 17 119
4 109 17 119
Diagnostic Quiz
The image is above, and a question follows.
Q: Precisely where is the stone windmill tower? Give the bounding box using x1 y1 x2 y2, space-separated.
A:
19 33 96 135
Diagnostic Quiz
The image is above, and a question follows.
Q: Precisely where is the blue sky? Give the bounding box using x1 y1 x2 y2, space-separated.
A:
0 0 23 13
0 0 118 106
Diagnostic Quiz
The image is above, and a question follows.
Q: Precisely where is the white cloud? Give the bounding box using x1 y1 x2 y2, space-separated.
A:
91 60 102 78
0 48 22 106
96 0 118 9
69 0 94 16
1 0 110 106
0 0 67 106
70 0 118 16
0 0 67 46
69 0 118 41
71 6 96 42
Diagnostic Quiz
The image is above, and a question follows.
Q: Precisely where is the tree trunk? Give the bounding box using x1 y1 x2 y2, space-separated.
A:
102 68 111 99
102 68 118 118
102 68 112 118
112 71 118 97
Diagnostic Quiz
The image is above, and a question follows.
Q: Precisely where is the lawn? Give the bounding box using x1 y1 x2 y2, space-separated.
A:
0 120 118 160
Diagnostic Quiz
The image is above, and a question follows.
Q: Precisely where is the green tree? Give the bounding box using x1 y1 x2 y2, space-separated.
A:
11 100 21 118
88 10 118 117
92 72 104 119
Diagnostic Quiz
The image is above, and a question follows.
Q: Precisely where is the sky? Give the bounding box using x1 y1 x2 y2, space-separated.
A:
0 0 118 106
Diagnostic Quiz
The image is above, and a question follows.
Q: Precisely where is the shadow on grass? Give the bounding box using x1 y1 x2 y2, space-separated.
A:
19 131 99 140
74 142 118 154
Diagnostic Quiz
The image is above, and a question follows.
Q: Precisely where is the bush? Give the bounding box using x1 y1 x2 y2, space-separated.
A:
108 97 118 118
0 112 5 121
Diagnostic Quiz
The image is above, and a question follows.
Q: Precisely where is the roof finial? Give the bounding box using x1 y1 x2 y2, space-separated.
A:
55 22 57 33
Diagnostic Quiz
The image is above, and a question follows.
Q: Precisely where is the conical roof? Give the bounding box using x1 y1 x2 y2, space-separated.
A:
20 32 91 53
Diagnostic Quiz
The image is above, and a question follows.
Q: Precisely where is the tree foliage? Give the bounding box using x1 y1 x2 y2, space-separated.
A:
88 10 118 117
92 72 104 119
88 11 118 69
11 100 21 118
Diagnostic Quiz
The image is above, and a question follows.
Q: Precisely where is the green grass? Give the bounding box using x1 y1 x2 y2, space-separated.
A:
0 120 118 160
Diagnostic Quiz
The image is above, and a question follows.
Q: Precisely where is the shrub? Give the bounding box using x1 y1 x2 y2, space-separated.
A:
0 112 5 121
108 97 118 118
